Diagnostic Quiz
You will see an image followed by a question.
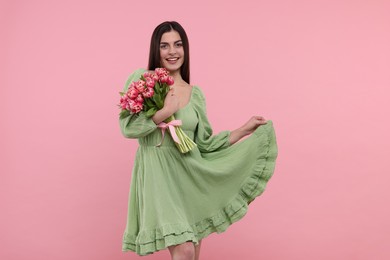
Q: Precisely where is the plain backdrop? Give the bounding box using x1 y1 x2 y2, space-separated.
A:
1 0 390 259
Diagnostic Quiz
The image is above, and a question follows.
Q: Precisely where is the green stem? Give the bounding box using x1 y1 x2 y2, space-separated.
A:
163 114 197 153
164 115 175 123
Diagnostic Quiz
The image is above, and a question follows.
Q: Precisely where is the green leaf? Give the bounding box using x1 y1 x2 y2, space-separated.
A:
145 107 157 118
144 97 155 108
154 94 164 109
152 93 158 103
155 81 161 93
119 109 130 119
162 85 168 97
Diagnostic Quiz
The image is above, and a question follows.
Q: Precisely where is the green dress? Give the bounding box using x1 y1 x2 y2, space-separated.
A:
120 68 278 256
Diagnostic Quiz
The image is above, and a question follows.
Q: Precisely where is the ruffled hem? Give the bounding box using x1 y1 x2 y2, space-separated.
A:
122 121 278 256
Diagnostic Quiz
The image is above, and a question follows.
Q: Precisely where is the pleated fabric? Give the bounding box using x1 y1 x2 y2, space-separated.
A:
119 69 278 256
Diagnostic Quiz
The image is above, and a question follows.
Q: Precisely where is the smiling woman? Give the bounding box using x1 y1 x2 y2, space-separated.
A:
119 21 278 259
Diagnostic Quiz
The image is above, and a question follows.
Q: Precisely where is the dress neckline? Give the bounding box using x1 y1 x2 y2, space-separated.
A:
178 85 196 111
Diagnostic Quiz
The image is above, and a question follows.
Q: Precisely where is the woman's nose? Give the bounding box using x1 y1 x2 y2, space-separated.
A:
168 46 176 54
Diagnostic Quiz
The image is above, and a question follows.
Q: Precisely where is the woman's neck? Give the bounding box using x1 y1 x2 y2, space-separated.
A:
169 69 186 85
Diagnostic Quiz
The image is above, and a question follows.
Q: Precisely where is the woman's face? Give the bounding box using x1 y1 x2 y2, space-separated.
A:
159 30 184 74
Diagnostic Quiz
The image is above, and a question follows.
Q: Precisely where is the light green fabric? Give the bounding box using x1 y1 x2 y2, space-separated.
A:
120 69 278 256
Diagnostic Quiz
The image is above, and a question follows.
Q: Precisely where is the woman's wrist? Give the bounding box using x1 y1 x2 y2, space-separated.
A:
152 107 172 124
229 127 250 145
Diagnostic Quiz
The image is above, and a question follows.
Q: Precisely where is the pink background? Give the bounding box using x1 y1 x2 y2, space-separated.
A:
2 0 390 259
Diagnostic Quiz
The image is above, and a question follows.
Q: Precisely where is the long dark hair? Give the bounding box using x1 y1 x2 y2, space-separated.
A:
148 21 190 84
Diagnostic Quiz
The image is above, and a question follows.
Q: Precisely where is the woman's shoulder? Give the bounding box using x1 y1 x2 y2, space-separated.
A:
126 68 147 80
190 85 207 107
191 85 205 97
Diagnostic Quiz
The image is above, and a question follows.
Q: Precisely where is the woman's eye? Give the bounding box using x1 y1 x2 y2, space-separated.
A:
160 45 167 49
176 42 183 47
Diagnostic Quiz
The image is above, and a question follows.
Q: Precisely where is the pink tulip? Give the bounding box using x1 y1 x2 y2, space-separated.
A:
143 72 152 78
128 100 135 110
135 94 144 103
167 76 174 85
126 100 133 110
152 73 159 81
142 87 154 98
135 80 145 93
128 82 137 94
128 87 139 99
155 68 168 77
146 78 155 88
160 75 169 83
119 95 129 110
130 101 143 113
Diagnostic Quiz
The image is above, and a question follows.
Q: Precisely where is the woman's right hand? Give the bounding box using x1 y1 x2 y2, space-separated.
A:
151 88 180 124
162 88 180 115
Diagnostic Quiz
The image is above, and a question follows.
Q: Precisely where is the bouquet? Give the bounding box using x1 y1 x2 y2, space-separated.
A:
118 68 196 153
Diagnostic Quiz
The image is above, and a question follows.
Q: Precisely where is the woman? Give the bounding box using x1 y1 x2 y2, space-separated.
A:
120 21 278 259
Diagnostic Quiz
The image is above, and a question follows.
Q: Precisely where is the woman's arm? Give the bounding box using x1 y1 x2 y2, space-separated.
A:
229 116 268 145
151 107 172 124
151 87 179 124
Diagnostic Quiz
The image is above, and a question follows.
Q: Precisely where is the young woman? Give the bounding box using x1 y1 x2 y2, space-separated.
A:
120 21 278 259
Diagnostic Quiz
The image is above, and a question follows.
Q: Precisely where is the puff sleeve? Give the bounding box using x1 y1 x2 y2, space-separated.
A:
192 86 231 153
119 68 158 139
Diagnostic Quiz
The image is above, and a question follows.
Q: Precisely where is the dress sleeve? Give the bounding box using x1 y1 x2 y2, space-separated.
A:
119 68 158 139
193 86 231 153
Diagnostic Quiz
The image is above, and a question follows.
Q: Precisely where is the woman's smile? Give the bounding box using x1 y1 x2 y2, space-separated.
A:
166 57 180 64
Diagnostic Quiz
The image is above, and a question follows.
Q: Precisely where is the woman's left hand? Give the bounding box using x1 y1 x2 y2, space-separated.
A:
241 116 267 135
229 116 267 145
